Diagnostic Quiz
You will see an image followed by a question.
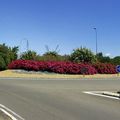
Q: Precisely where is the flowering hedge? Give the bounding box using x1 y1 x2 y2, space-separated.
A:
8 60 117 75
93 63 116 74
8 60 97 75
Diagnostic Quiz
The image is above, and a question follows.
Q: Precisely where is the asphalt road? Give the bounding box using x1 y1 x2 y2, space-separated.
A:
0 78 120 120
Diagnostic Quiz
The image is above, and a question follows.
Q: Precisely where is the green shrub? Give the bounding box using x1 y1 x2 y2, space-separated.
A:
0 56 6 70
20 50 39 60
111 56 120 65
0 44 19 70
70 47 97 63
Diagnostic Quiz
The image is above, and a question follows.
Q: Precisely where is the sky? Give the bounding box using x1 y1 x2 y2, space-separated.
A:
0 0 120 57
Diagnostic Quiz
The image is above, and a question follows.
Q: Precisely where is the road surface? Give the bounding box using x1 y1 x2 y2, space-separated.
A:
0 78 120 120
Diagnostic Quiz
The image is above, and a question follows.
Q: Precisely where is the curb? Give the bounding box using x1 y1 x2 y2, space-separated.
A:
0 70 120 79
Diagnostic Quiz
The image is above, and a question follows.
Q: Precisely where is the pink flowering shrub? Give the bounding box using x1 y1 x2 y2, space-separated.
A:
8 60 39 71
93 63 116 74
8 60 116 74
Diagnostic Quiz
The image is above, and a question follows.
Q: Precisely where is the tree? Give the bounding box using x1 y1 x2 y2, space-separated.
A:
96 52 111 63
42 51 60 61
0 56 6 70
96 52 103 62
111 56 120 65
20 50 39 60
70 47 97 63
0 44 19 70
42 45 60 61
8 46 19 61
11 46 19 60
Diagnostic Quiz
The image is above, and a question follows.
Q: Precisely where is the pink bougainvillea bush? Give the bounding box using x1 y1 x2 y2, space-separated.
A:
93 63 117 74
45 61 97 74
8 60 97 75
8 60 116 75
8 60 39 71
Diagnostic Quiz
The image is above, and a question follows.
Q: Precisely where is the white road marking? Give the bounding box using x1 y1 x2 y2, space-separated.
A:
83 91 120 100
0 104 25 120
0 108 17 120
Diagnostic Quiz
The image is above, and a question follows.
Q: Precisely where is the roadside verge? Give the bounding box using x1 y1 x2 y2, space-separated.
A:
0 70 119 79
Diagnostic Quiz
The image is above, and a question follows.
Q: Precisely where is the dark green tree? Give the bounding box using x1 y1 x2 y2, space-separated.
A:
42 51 60 61
0 44 19 70
9 46 19 61
0 56 6 70
70 47 97 63
111 56 120 65
96 52 111 63
20 50 39 60
42 45 60 61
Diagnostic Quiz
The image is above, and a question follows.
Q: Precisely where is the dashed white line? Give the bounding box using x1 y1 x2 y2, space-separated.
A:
83 91 120 100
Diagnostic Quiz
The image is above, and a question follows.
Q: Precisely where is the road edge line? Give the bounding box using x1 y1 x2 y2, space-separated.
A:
0 108 17 120
0 104 25 120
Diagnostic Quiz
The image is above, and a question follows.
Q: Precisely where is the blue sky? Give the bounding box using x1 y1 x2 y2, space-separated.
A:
0 0 120 57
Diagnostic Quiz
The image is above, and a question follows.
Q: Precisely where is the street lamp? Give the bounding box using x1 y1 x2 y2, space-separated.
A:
93 28 98 55
19 38 29 58
26 39 29 51
19 38 29 52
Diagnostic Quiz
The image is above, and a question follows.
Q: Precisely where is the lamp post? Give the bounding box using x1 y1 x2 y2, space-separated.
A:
19 38 29 58
93 28 98 55
26 39 29 51
20 38 29 52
